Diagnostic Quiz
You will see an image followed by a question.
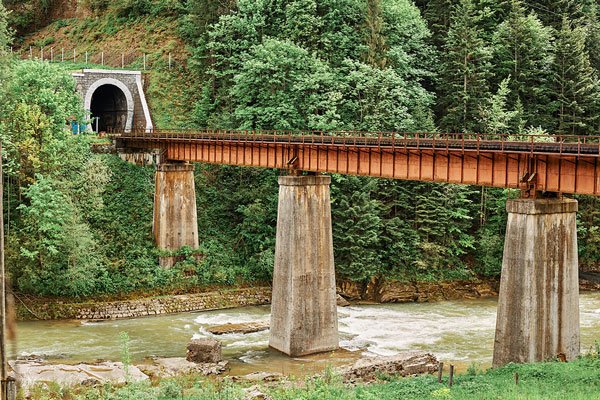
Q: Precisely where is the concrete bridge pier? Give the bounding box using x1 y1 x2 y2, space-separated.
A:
269 175 339 356
493 198 580 367
153 163 199 267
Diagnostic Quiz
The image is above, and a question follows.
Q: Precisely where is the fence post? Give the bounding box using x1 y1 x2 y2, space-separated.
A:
40 47 43 61
61 48 64 62
29 46 32 59
85 51 88 64
143 53 146 71
73 48 76 63
168 53 172 69
50 47 53 62
101 52 104 66
121 53 124 68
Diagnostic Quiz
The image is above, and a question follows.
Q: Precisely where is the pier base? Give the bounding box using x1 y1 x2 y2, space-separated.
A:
269 175 339 356
153 163 199 267
493 198 580 367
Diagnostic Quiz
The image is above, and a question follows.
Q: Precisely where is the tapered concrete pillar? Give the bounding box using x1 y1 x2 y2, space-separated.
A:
153 163 199 267
493 198 580 367
269 175 339 356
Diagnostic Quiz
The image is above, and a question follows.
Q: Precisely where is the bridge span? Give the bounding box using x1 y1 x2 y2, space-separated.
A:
116 129 600 196
112 129 590 367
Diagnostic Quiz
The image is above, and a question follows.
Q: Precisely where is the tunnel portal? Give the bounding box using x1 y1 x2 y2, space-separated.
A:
90 84 128 133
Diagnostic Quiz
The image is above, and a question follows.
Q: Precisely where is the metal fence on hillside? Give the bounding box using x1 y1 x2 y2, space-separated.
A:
10 46 183 70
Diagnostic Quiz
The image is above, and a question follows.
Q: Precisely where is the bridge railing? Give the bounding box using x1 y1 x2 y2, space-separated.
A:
112 129 600 157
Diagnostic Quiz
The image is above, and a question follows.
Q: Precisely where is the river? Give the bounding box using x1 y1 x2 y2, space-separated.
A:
15 292 600 376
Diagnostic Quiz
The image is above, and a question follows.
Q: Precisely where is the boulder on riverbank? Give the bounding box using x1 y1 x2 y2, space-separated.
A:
337 351 438 382
207 322 270 335
336 294 351 307
140 357 228 378
187 338 222 363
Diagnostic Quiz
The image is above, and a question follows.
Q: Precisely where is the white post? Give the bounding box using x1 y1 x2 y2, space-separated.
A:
73 48 76 63
143 53 146 71
168 53 172 69
40 47 43 61
121 53 124 68
61 48 64 62
29 46 32 59
50 47 53 62
101 52 104 66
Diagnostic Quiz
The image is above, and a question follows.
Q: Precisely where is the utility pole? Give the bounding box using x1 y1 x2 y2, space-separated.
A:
0 143 14 400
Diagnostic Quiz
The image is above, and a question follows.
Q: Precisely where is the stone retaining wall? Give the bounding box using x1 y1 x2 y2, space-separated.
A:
17 287 272 321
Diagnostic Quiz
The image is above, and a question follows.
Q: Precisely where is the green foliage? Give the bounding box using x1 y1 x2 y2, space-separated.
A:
112 0 184 19
439 0 492 132
551 16 599 134
478 77 519 135
119 331 131 378
492 0 554 129
231 38 340 130
0 2 13 51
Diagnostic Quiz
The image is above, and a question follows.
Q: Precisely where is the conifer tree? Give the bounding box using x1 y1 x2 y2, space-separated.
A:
551 16 599 134
526 0 593 28
439 0 491 133
492 0 554 129
424 0 457 48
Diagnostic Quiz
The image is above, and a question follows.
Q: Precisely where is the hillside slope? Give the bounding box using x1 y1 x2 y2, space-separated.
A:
13 0 196 128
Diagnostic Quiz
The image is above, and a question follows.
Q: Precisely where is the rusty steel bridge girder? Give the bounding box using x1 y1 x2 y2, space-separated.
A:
114 129 600 196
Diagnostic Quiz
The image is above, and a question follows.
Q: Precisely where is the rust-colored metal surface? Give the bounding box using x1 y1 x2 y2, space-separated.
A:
114 130 600 196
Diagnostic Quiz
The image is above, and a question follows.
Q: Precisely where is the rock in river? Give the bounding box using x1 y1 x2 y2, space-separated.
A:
186 338 222 363
207 321 270 335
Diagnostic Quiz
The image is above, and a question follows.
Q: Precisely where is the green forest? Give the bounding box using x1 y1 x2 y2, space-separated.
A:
1 0 600 298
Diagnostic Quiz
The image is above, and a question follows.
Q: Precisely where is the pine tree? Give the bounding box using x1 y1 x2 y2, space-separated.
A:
424 0 457 48
551 16 599 134
526 0 594 28
439 0 491 133
492 0 554 129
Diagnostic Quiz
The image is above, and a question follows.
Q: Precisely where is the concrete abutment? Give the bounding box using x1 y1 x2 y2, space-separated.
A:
153 163 199 267
493 198 580 367
269 175 339 356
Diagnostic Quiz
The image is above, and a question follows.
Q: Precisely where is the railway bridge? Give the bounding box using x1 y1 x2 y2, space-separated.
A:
114 129 599 366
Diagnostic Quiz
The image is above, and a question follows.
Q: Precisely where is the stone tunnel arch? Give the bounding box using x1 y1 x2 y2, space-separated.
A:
84 78 134 133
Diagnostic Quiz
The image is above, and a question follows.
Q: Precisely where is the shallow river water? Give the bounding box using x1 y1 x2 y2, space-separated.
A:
15 292 600 376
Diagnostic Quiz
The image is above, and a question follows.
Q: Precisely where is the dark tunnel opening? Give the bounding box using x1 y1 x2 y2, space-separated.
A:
90 84 128 133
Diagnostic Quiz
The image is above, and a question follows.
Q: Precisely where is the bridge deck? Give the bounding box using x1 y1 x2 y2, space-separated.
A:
114 130 600 196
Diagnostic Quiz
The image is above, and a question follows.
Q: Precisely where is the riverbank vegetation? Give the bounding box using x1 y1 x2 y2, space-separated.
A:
2 1 600 299
25 350 600 399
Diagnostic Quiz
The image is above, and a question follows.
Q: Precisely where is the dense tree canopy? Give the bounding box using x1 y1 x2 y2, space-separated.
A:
3 0 600 298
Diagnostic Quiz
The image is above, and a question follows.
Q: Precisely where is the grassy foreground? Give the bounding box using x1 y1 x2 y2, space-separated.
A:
26 350 600 400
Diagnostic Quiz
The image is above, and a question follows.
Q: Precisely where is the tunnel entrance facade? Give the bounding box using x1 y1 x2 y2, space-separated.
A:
73 69 153 133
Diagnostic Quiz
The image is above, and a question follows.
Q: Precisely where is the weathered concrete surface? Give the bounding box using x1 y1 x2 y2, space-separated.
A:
493 198 580 367
336 352 438 382
153 163 199 267
269 175 339 356
186 339 222 363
